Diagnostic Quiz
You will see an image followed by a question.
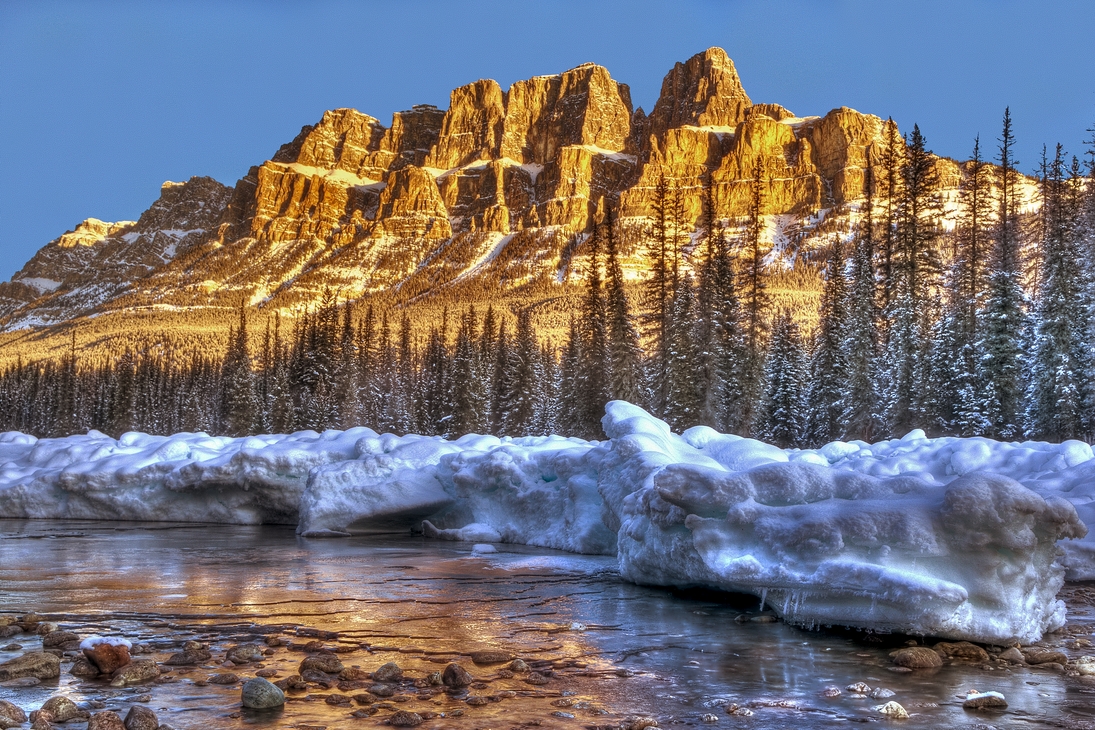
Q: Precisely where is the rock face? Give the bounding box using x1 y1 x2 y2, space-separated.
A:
1 46 960 338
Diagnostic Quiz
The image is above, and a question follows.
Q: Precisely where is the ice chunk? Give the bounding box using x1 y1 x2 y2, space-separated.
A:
597 402 1085 645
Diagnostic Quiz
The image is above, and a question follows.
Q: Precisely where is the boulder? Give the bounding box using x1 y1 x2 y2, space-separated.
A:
241 677 285 709
0 652 60 681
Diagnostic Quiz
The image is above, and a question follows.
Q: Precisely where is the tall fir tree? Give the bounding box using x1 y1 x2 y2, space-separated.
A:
603 203 644 405
760 310 808 448
221 302 258 437
738 155 769 436
807 239 850 445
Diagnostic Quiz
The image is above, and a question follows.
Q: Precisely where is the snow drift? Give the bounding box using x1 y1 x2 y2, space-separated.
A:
1 402 1092 644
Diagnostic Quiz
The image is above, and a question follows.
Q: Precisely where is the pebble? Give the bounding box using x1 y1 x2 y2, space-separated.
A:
525 672 550 685
1076 656 1095 675
225 644 264 665
869 687 895 699
508 659 529 673
845 682 871 693
255 668 278 678
874 701 909 718
934 641 990 662
1024 650 1069 666
700 714 718 723
998 647 1025 664
821 685 841 697
551 711 575 718
725 704 753 717
241 677 286 709
109 660 159 687
628 717 658 730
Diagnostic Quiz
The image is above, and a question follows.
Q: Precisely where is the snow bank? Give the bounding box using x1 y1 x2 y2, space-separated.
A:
597 402 1085 644
2 403 1094 643
0 427 377 525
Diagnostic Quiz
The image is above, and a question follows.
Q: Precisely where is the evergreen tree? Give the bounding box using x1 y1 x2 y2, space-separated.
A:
760 310 808 448
579 223 610 434
738 155 769 436
842 161 884 441
980 108 1028 438
221 302 258 436
603 203 644 405
450 307 488 436
807 240 850 445
663 275 704 430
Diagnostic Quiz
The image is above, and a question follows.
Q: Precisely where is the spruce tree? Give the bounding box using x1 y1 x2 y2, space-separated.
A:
807 240 850 445
760 310 808 448
221 302 258 436
738 155 769 436
603 203 644 405
980 108 1028 438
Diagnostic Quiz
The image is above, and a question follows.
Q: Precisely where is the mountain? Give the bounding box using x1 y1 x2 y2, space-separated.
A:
0 47 974 362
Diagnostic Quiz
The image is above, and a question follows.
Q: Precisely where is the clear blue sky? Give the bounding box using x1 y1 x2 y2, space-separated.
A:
1 0 1093 281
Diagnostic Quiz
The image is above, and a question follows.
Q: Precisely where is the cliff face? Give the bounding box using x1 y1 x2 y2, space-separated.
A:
2 47 920 331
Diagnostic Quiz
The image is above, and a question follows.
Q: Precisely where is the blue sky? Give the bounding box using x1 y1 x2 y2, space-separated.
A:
1 0 1093 280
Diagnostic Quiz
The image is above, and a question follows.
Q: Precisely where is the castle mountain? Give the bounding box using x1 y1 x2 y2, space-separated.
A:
0 48 969 360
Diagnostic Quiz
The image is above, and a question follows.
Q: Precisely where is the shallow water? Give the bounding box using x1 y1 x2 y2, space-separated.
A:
1 520 1094 729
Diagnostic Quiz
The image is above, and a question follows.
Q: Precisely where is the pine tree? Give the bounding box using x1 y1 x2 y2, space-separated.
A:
760 310 808 448
663 275 704 431
884 124 941 434
450 307 488 436
579 223 610 434
1025 145 1086 439
221 302 258 436
841 161 884 441
603 203 644 405
980 108 1028 438
807 240 850 445
738 155 769 436
267 315 295 434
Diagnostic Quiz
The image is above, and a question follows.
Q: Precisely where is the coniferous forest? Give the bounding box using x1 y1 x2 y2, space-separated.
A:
3 110 1095 448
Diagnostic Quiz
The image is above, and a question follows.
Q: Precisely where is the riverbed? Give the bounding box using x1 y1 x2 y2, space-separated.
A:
2 520 1094 729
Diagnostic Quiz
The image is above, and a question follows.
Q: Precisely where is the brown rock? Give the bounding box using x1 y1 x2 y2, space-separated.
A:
998 647 1025 664
299 654 344 675
963 691 1007 710
389 710 423 727
41 631 78 648
123 705 158 730
208 673 239 685
934 641 990 663
109 659 160 687
372 661 403 682
1024 649 1069 666
225 644 264 665
890 647 942 669
87 711 126 730
0 652 60 681
470 650 512 665
71 655 102 678
39 696 87 722
339 667 369 681
85 642 131 674
163 648 210 666
0 700 27 726
442 663 473 688
30 714 54 730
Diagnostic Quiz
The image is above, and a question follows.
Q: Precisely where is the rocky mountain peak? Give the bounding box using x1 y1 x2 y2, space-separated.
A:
646 46 752 142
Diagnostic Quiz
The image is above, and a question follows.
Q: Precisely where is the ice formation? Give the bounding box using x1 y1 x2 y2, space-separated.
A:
1 402 1092 643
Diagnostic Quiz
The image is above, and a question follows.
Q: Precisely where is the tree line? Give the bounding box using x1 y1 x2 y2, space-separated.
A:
1 109 1094 447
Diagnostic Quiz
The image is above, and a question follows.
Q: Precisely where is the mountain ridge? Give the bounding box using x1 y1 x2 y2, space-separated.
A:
0 46 992 362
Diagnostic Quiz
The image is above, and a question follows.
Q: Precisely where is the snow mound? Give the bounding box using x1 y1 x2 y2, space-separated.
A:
80 636 132 650
598 401 1085 645
2 402 1094 643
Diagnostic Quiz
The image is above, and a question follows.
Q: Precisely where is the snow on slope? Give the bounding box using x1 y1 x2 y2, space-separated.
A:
0 404 1092 643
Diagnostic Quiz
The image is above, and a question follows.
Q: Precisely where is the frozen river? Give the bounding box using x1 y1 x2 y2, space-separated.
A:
2 520 1095 729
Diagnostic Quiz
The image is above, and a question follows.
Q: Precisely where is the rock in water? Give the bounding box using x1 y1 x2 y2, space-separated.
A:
372 661 402 682
41 631 79 648
890 647 943 669
0 652 60 681
934 641 990 662
87 711 126 730
1023 649 1069 665
389 710 423 727
225 644 264 665
109 659 159 687
85 643 131 674
442 663 473 688
470 650 512 665
874 702 909 718
299 654 343 674
70 656 101 678
0 700 27 727
241 677 286 709
963 691 1007 710
39 696 86 722
122 706 158 730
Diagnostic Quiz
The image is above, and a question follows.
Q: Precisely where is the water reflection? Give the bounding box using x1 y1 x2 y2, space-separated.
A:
1 519 1093 729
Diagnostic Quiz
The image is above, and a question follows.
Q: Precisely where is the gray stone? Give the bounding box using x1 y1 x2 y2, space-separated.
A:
241 677 286 709
0 652 60 681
